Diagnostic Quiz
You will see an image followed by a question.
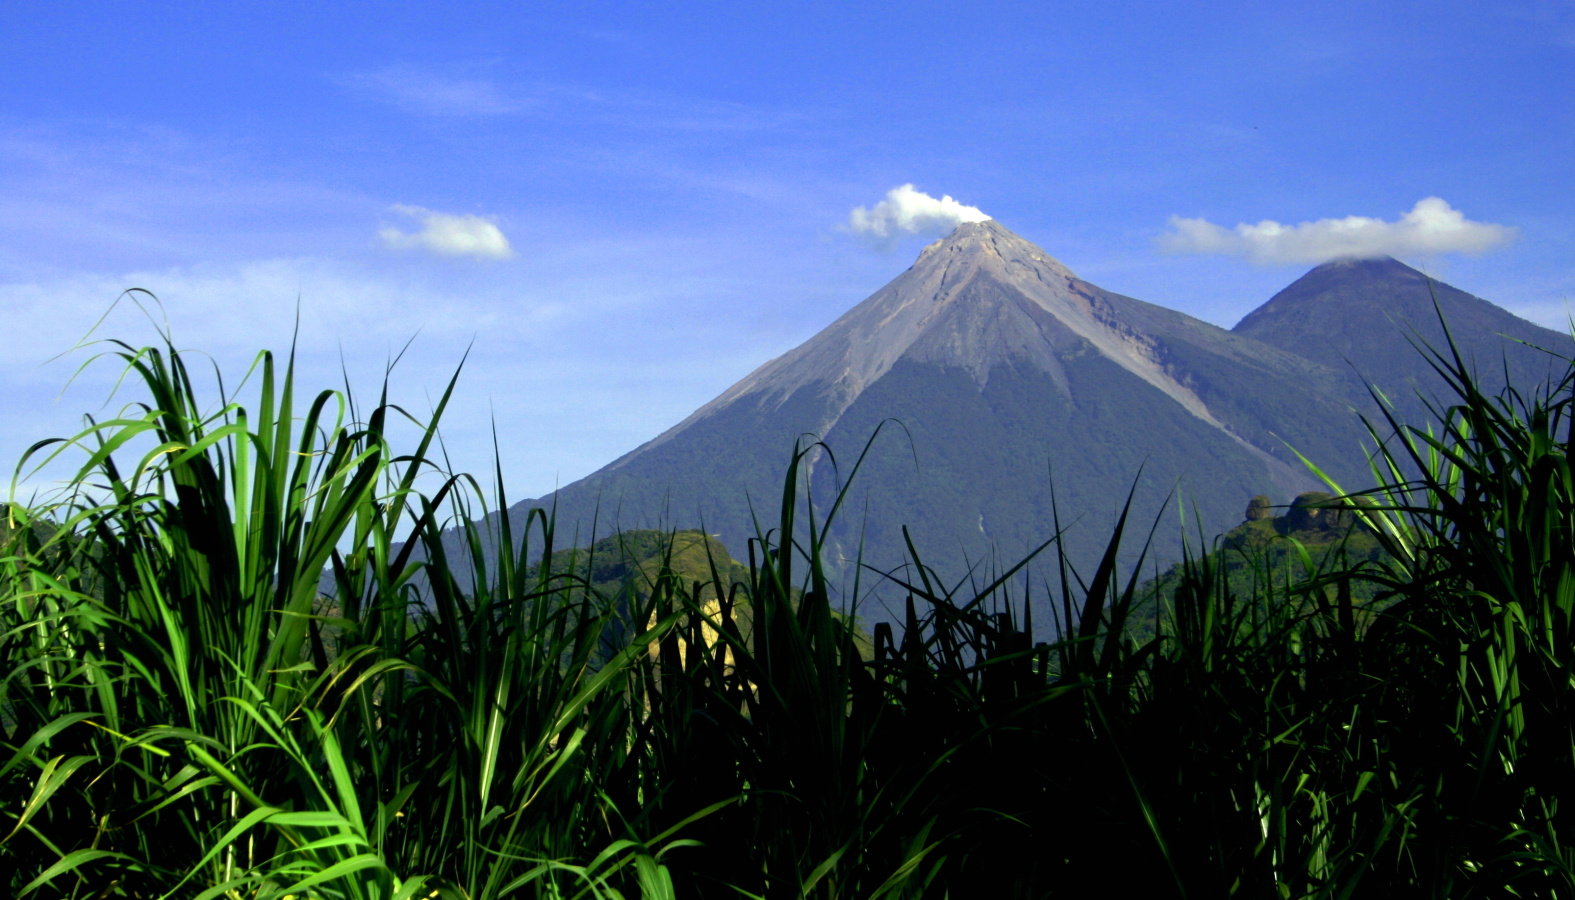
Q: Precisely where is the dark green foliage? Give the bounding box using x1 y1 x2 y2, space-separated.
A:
4 315 1574 898
1245 494 1273 520
1124 494 1390 647
1283 491 1334 531
524 528 753 612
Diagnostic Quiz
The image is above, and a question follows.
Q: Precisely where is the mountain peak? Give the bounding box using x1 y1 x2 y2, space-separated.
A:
1302 254 1420 280
616 220 1263 469
915 220 1078 281
1311 254 1402 268
649 219 1125 438
1235 255 1466 341
1233 252 1571 400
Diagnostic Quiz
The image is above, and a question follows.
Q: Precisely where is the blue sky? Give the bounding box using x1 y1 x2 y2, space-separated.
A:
3 1 1572 501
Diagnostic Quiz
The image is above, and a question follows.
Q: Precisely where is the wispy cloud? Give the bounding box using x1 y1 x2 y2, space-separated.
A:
340 66 807 133
0 257 484 372
845 184 990 248
1159 197 1517 265
379 205 514 260
340 68 534 117
0 254 523 493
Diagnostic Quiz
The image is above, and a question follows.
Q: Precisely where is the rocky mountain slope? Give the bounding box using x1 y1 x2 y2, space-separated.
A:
510 222 1511 628
482 223 1569 633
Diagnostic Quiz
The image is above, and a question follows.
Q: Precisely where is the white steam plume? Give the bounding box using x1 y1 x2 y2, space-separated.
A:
1159 197 1516 265
846 184 990 245
380 205 514 259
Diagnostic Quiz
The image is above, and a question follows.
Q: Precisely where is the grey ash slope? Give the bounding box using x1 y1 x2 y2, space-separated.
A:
1233 256 1573 432
508 221 1378 628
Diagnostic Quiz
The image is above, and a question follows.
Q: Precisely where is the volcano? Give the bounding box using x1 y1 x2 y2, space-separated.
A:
504 222 1567 627
1233 255 1571 429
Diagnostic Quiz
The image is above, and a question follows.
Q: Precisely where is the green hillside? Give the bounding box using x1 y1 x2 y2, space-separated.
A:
528 528 752 603
525 527 873 658
1126 490 1393 645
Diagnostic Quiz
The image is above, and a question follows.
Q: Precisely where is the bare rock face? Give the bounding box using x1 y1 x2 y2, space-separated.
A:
1245 495 1273 521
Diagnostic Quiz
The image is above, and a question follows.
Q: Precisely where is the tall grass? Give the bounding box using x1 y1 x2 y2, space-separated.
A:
0 342 691 899
3 319 1572 898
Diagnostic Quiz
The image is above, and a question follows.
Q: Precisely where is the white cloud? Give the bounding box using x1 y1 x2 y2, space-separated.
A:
379 205 515 260
846 184 990 245
1159 197 1517 265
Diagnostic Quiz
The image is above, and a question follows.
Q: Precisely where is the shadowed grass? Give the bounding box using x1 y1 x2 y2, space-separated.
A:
3 309 1573 898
